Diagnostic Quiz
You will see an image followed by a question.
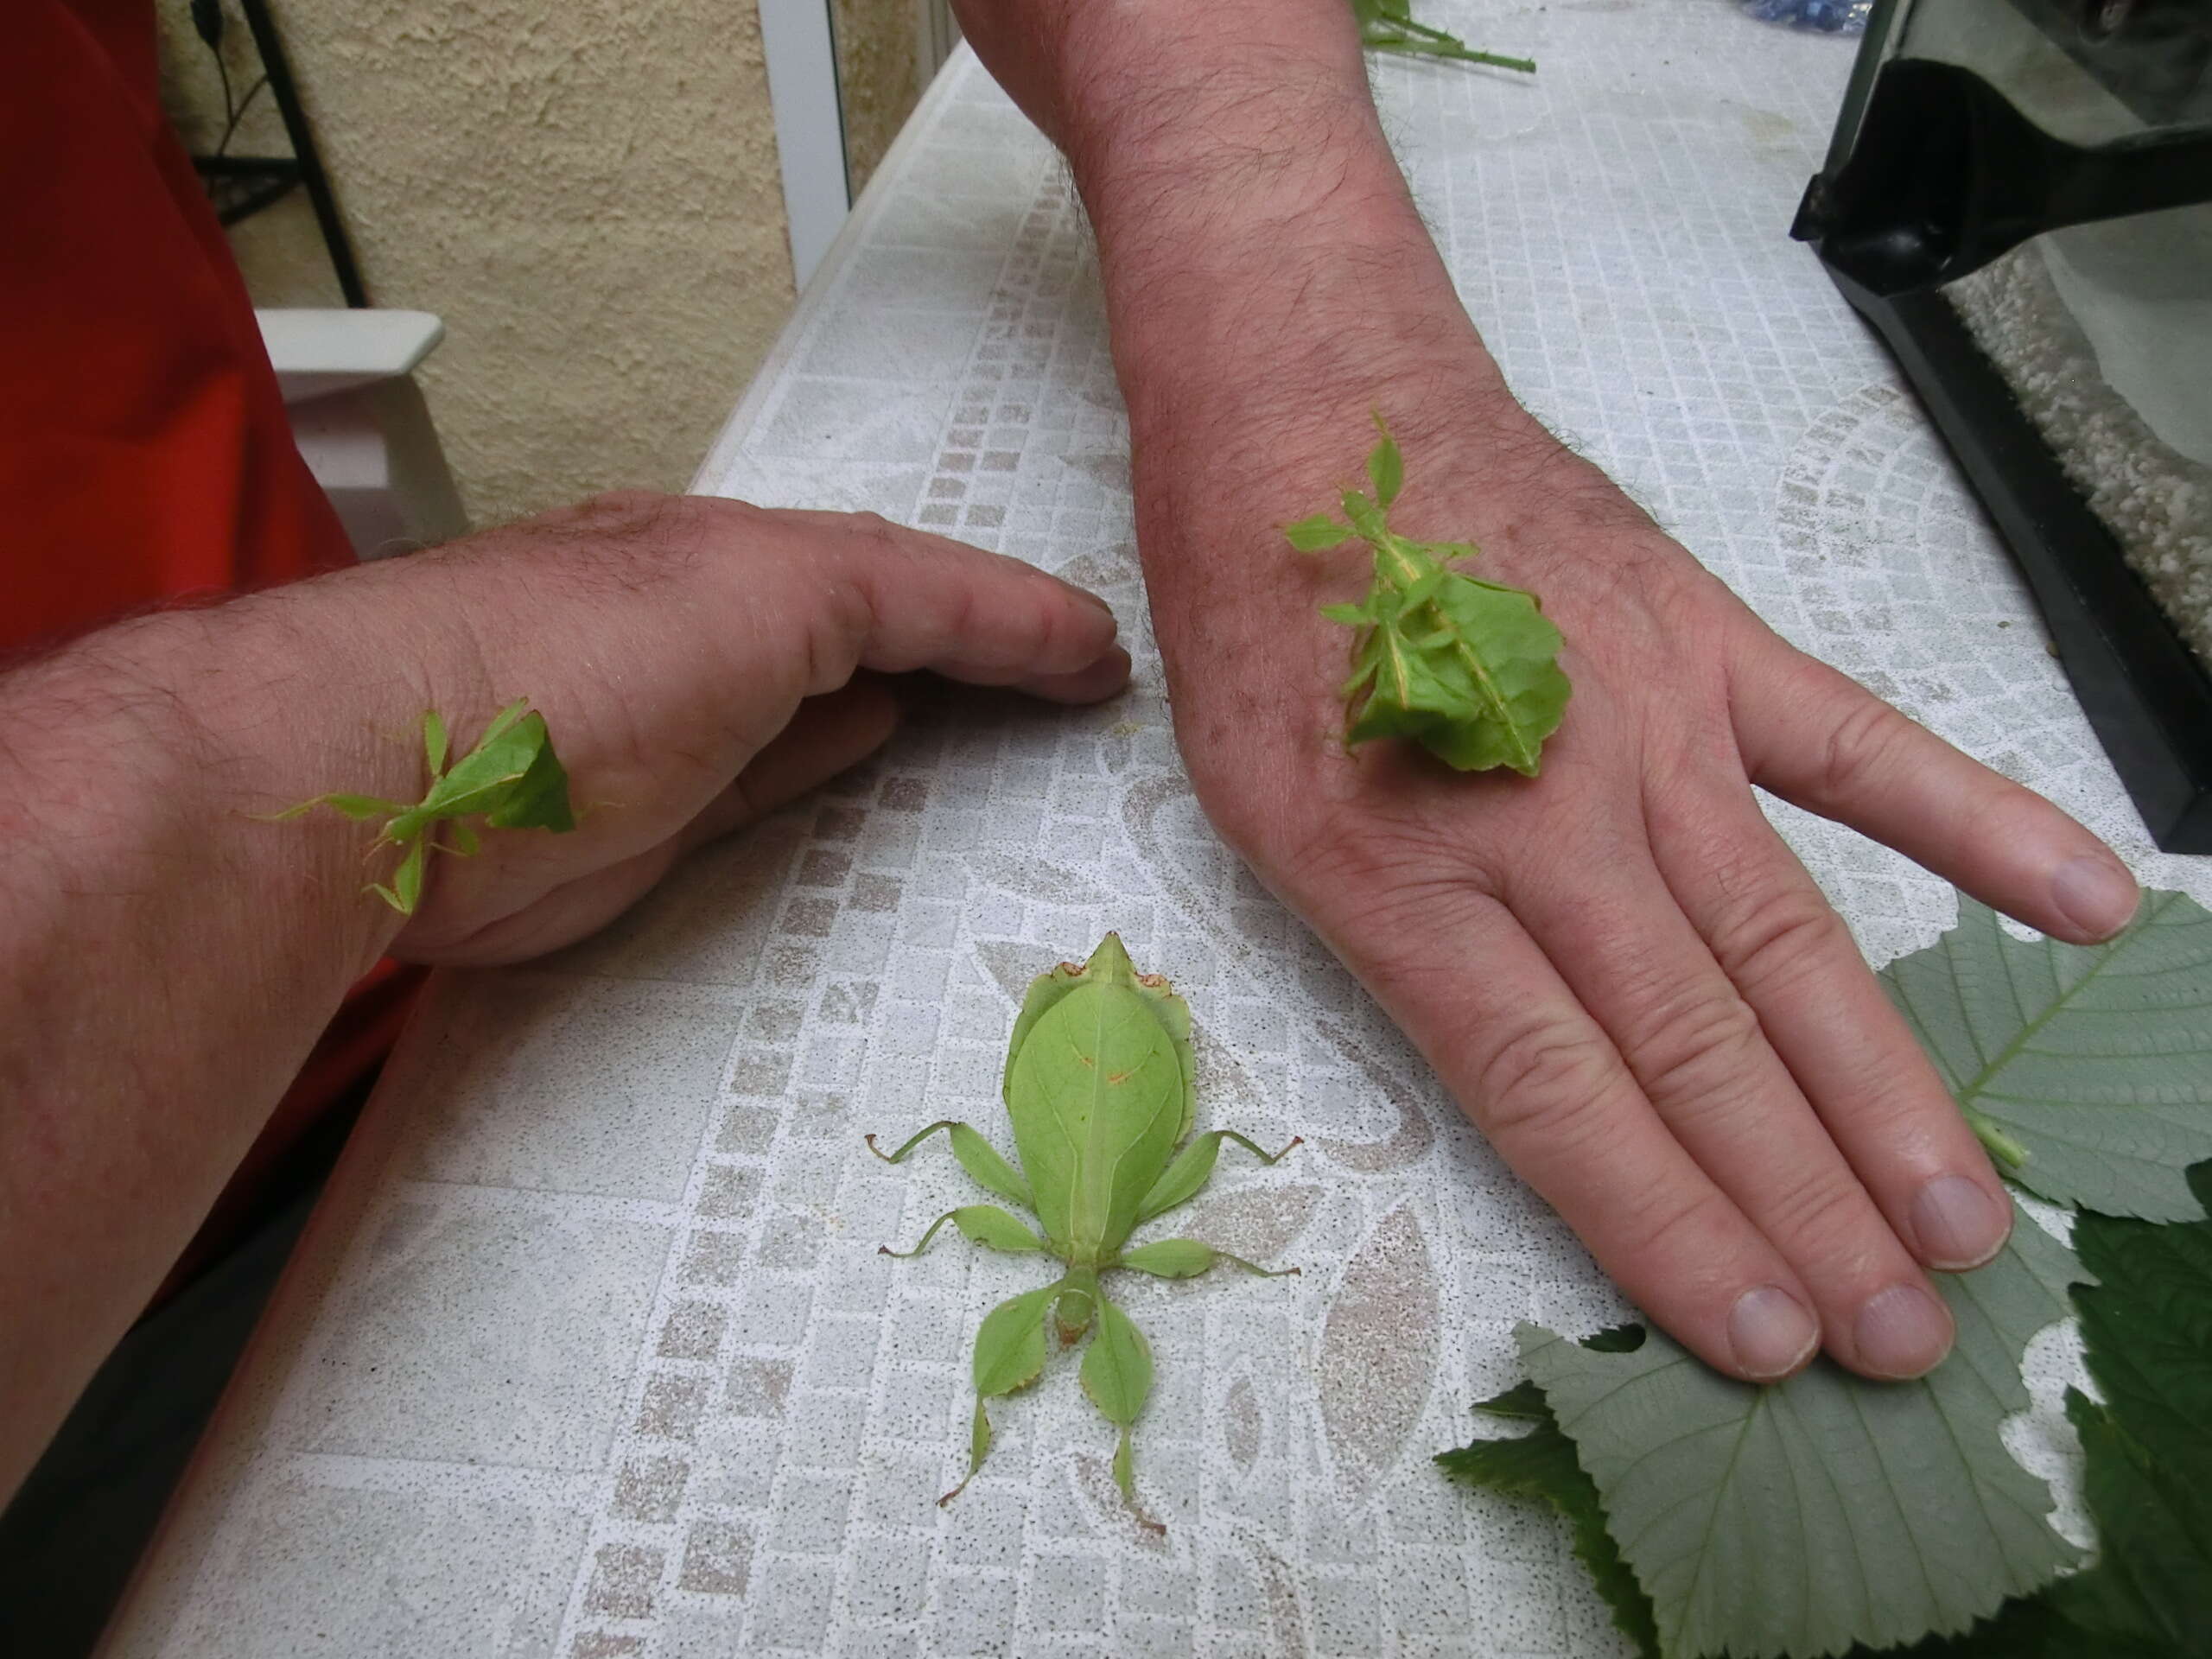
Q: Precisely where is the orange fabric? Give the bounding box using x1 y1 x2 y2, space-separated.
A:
3 0 354 652
6 0 419 1274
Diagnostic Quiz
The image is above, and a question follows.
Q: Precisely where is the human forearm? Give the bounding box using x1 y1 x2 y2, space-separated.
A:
962 0 1519 459
0 589 429 1494
0 493 1128 1497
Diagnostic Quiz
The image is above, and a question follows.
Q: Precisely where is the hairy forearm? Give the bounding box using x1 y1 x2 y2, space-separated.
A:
973 0 1516 458
0 585 436 1496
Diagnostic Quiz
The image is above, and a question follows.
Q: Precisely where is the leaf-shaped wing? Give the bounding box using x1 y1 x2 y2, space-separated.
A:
1881 890 2212 1220
1410 572 1571 775
1519 1207 2088 1658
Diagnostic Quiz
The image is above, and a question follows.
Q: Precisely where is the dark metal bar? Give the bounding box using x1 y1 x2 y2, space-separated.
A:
234 0 369 308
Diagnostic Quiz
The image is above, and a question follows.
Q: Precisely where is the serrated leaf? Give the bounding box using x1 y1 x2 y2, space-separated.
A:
2071 1164 2212 1471
1880 891 2212 1221
1518 1206 2088 1658
2055 1389 2212 1656
1437 1383 1662 1656
2057 1166 2212 1654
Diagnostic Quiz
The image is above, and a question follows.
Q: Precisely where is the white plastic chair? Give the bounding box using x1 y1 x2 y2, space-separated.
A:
256 308 467 559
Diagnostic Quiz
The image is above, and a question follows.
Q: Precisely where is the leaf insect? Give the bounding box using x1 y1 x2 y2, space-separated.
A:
868 934 1300 1515
268 698 575 913
1287 415 1573 777
1351 0 1536 73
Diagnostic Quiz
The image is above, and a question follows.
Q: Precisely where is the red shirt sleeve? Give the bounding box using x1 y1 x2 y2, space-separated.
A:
3 0 355 653
8 2 420 1287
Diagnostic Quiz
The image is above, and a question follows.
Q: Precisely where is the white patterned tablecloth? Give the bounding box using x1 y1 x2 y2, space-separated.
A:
103 7 2212 1657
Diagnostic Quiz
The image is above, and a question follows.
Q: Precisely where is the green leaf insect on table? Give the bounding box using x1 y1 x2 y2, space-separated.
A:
268 698 575 914
1287 416 1572 777
867 933 1301 1516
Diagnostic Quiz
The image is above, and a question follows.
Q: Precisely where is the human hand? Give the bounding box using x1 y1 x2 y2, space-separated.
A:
1154 391 2135 1383
950 0 2136 1382
283 493 1128 969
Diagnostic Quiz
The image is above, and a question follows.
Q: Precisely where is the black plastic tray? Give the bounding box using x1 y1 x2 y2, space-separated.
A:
1825 265 2212 853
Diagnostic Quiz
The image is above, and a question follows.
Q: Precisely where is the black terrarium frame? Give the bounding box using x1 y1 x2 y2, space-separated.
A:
1791 0 2212 852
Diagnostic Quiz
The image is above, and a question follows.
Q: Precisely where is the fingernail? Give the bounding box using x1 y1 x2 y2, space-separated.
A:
1853 1284 1953 1378
2051 854 2138 940
1910 1175 2008 1269
1066 583 1116 620
1728 1285 1819 1380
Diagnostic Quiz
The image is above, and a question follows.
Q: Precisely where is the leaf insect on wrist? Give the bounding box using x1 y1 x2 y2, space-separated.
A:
265 698 576 913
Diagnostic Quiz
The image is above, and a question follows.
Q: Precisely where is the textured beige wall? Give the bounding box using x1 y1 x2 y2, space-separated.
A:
162 0 799 530
833 0 923 197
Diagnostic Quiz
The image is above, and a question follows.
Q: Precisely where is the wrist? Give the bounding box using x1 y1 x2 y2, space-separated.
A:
47 592 427 983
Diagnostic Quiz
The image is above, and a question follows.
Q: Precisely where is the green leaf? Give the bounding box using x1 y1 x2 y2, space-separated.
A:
1437 1385 1662 1657
1286 514 1354 552
2071 1165 2212 1473
1368 420 1404 509
2056 1389 2212 1656
1318 601 1370 626
973 1283 1057 1398
2058 1168 2212 1653
1518 1206 2089 1658
1879 891 2212 1220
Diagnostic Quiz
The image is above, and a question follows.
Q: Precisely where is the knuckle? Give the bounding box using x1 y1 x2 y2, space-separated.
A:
1758 1166 1885 1262
1816 696 1918 801
1614 1183 1742 1268
1629 987 1767 1103
1471 1020 1626 1145
1706 881 1850 993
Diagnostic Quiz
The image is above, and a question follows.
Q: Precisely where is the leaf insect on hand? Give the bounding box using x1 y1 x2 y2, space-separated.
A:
868 934 1300 1517
1287 415 1572 777
267 698 576 914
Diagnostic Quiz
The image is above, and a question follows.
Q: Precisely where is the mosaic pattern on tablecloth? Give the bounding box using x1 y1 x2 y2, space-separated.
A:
105 7 2212 1658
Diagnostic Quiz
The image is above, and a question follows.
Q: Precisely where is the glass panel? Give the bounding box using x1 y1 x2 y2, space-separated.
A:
1943 207 2212 665
1899 0 2212 146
